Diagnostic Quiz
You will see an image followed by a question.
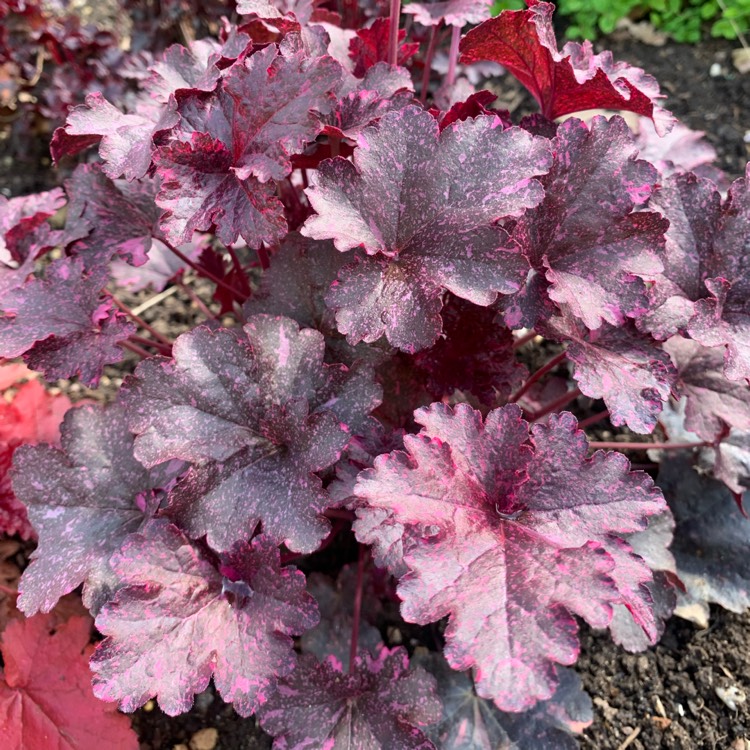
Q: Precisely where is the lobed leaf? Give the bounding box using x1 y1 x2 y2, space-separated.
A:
303 105 551 351
354 403 666 710
460 1 674 133
91 522 318 716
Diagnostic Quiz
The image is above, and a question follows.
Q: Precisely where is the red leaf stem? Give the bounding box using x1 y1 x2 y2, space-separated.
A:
508 349 567 403
512 329 538 349
349 544 368 674
530 386 581 421
111 297 173 347
388 0 402 66
174 279 217 320
129 334 172 356
446 25 461 87
578 409 610 429
588 440 712 451
120 339 153 359
420 24 441 104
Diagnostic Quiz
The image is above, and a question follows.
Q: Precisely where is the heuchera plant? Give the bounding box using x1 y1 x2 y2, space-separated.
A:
1 0 749 745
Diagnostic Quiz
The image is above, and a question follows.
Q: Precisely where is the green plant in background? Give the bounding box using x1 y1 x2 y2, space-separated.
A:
490 0 750 43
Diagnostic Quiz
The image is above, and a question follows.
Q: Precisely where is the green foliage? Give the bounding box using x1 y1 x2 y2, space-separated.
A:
490 0 750 43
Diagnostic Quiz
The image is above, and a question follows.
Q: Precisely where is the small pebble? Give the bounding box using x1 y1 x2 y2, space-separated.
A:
710 62 723 77
717 685 747 711
173 745 189 750
190 727 219 750
143 700 155 712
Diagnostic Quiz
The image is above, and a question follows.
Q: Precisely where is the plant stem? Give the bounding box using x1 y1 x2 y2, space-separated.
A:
420 24 441 104
588 440 712 451
578 409 610 429
120 339 153 359
257 244 270 270
226 244 251 297
512 330 538 350
530 387 581 421
111 297 173 347
349 544 368 675
446 25 461 87
508 349 567 404
130 334 172 356
388 0 401 66
324 508 356 521
175 279 216 320
162 238 246 299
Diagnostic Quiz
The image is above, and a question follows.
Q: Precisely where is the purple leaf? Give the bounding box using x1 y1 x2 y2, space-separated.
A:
663 336 750 441
460 1 674 133
11 403 171 615
90 522 318 716
633 116 718 175
502 116 666 331
0 258 134 386
658 455 750 622
302 106 550 351
121 316 381 552
51 92 180 181
543 314 676 434
257 647 442 748
154 133 287 248
643 168 750 381
416 652 592 750
404 0 490 26
322 63 415 141
149 40 223 100
237 0 315 22
354 403 666 710
62 165 160 269
413 295 527 405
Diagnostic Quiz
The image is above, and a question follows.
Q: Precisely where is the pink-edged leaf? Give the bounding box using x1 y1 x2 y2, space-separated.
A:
404 0 491 27
354 403 666 710
0 188 64 262
348 18 420 78
460 1 674 133
11 403 176 616
659 455 750 620
0 258 134 386
110 236 206 292
90 521 318 716
322 63 416 141
417 652 592 750
302 105 550 351
413 295 527 405
643 168 750 382
633 116 717 175
257 646 442 748
543 314 676 434
663 336 750 441
154 132 287 248
149 39 223 100
62 164 160 268
51 92 180 181
502 116 666 331
608 513 677 652
121 316 380 552
0 614 139 750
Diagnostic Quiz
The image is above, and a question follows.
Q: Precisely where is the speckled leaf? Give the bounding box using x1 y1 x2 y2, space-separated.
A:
663 337 750 441
62 165 160 269
404 0 490 27
354 403 666 710
633 116 717 175
322 63 415 140
502 116 666 331
658 455 750 619
150 39 222 100
643 168 750 382
303 106 550 351
90 522 318 716
51 92 180 181
460 2 674 133
154 132 286 248
11 403 175 616
0 258 134 386
544 314 676 434
257 647 442 748
121 316 380 551
416 652 592 750
0 614 139 750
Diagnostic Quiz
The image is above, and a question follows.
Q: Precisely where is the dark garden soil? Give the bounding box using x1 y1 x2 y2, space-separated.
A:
2 25 750 750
